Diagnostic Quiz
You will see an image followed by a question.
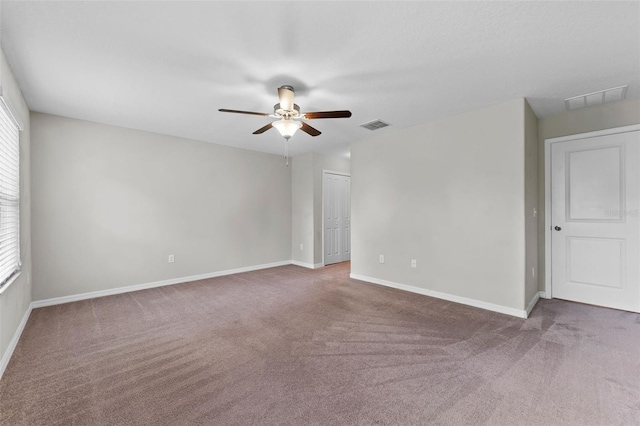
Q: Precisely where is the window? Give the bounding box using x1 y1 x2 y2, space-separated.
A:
0 97 21 289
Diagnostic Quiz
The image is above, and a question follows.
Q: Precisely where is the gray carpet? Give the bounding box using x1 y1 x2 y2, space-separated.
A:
1 262 639 425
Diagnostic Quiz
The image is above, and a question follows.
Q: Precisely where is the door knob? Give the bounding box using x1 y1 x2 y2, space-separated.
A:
554 226 561 231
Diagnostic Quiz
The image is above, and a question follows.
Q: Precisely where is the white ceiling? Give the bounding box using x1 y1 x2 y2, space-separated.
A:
2 1 639 158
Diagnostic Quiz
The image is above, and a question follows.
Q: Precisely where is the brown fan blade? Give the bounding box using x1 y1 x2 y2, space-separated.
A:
303 110 352 119
219 109 269 117
278 86 295 111
252 123 273 134
300 122 321 137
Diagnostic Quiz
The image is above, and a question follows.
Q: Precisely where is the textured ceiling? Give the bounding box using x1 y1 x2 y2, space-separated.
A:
2 1 639 158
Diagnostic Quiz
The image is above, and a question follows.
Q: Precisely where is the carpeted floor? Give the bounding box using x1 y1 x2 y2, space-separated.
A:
1 262 639 425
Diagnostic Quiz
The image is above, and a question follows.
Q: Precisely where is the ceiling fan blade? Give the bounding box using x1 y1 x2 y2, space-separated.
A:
252 123 273 134
303 110 352 119
278 86 295 111
219 109 269 117
300 122 321 137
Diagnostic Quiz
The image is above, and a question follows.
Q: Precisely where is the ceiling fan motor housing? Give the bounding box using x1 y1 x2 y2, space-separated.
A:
274 103 300 118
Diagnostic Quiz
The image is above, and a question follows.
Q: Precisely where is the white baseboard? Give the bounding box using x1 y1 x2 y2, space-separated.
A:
32 260 292 308
539 291 549 299
291 260 324 269
525 291 542 317
349 274 528 318
0 303 32 380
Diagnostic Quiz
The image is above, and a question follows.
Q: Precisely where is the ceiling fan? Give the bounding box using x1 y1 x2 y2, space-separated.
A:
219 85 352 164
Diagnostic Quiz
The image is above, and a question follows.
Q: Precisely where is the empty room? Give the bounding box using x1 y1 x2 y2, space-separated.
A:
0 1 639 425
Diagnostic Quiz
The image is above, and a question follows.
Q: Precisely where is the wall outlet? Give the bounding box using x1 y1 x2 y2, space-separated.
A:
532 267 535 278
168 254 175 263
411 259 417 268
379 254 385 264
299 243 304 251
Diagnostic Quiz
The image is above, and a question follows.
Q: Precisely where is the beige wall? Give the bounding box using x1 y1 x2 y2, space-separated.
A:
31 113 292 301
537 99 640 292
0 48 31 370
291 152 350 266
351 98 528 312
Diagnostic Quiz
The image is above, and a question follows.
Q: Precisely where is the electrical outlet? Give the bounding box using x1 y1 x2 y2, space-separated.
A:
411 259 417 268
532 267 535 278
299 243 303 251
168 254 175 263
379 255 385 264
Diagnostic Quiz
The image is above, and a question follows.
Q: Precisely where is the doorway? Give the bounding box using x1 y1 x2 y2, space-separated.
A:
323 171 351 265
545 125 640 312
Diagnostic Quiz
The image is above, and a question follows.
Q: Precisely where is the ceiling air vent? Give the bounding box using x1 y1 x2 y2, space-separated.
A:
565 85 628 111
360 119 390 131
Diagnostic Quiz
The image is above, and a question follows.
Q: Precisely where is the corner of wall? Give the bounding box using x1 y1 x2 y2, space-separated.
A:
291 153 314 265
524 99 539 307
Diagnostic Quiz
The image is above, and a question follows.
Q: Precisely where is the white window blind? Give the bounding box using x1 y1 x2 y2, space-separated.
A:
0 99 20 288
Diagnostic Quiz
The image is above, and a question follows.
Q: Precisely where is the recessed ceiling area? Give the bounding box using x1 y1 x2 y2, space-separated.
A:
1 1 638 158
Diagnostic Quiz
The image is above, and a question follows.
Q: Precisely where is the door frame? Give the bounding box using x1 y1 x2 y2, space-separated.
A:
322 170 351 266
544 124 640 299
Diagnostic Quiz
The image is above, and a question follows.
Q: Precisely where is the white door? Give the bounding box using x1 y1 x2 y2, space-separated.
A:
324 173 351 265
551 130 640 312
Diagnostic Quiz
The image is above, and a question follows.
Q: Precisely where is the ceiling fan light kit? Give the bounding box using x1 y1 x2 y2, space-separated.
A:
219 85 352 165
272 119 302 138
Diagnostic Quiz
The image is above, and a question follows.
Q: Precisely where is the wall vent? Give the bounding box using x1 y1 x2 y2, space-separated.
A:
565 85 628 111
360 119 390 130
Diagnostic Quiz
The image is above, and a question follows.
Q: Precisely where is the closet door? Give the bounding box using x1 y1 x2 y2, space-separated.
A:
324 172 351 265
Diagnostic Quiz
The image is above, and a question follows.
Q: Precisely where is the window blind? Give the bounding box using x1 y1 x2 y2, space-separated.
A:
0 99 20 288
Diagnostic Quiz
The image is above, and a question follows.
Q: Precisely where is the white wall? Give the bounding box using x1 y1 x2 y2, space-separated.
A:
291 153 350 267
31 113 292 301
351 98 529 313
537 99 640 291
0 48 31 372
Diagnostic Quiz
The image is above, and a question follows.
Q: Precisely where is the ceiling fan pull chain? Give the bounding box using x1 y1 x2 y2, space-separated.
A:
284 137 289 166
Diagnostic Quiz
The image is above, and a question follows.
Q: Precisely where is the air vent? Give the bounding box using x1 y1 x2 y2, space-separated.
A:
360 119 390 131
565 85 628 111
